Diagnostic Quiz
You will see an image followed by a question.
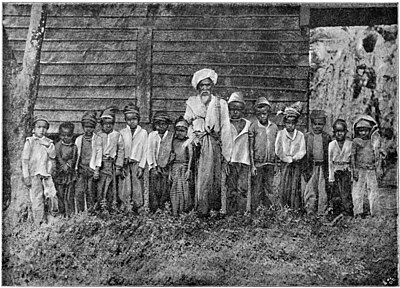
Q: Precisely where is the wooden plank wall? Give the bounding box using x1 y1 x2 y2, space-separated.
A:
3 3 310 134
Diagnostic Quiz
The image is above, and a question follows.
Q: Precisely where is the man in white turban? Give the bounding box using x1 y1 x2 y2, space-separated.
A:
184 68 232 216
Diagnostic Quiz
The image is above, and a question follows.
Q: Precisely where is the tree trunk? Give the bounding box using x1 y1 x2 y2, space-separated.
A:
4 4 47 223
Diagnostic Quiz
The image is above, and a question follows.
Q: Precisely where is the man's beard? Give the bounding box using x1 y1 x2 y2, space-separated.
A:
200 91 211 104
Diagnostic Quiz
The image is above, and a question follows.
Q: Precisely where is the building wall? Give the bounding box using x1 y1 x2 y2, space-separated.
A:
3 3 309 134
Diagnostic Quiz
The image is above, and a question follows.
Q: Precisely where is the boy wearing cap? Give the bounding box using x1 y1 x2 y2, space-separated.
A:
147 111 174 212
169 116 194 216
248 96 279 211
225 91 253 214
54 122 78 217
119 103 148 212
303 110 332 216
22 115 57 225
352 115 382 217
97 107 125 211
275 102 306 211
328 119 354 217
75 111 103 213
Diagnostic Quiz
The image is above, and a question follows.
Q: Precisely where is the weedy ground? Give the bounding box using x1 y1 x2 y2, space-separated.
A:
2 205 398 286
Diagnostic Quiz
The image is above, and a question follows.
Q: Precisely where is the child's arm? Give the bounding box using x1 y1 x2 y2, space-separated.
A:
185 144 194 181
248 123 257 176
293 132 306 161
21 139 31 187
351 141 358 181
328 142 335 183
115 133 125 176
137 132 148 179
47 142 57 176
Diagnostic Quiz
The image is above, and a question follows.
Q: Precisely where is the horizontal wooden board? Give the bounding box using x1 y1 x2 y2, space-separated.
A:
38 87 136 99
152 87 308 101
4 14 299 30
152 99 308 114
152 64 309 79
4 27 138 41
153 51 307 65
40 75 136 86
35 97 137 111
40 50 135 63
3 3 300 17
153 30 303 42
34 110 128 124
153 74 308 90
40 63 136 75
6 39 137 52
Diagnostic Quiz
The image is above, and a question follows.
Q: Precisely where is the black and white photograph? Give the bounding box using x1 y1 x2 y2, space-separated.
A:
2 2 398 285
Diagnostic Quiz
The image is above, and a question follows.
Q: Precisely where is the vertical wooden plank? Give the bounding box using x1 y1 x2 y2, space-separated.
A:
136 27 153 123
4 4 47 221
300 5 311 131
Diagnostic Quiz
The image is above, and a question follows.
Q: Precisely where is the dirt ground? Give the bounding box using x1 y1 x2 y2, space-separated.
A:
2 204 397 286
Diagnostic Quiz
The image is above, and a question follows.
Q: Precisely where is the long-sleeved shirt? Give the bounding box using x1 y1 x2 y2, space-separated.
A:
55 141 78 173
21 135 56 178
184 94 232 162
147 130 174 170
248 119 278 166
275 128 306 163
229 119 251 165
328 139 352 182
75 133 103 170
98 130 124 167
120 125 148 169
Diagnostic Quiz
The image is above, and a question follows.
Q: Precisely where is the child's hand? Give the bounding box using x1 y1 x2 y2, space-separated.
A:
116 166 123 177
93 168 100 181
286 156 293 163
353 170 359 182
23 177 32 188
223 161 230 176
185 169 191 181
137 167 144 179
156 166 163 176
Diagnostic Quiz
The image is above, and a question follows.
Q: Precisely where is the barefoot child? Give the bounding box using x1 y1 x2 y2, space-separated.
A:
275 102 306 211
147 111 173 212
21 115 57 225
119 103 148 212
97 107 125 211
249 96 279 211
54 122 78 217
169 116 194 216
352 115 381 217
225 92 253 214
75 111 102 212
304 110 331 216
328 119 353 217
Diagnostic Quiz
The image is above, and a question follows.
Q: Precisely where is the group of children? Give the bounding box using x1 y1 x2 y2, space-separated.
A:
22 94 386 225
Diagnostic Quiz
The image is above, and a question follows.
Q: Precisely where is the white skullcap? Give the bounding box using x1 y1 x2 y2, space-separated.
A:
191 68 218 89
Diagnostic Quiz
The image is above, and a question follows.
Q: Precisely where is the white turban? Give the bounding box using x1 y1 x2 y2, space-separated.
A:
191 68 218 89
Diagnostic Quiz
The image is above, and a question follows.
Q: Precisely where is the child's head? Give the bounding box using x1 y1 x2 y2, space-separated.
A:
81 111 97 137
174 116 189 140
284 116 298 132
153 112 170 135
310 110 326 134
123 103 140 130
279 102 302 133
59 122 74 144
355 119 373 140
254 96 272 125
32 115 50 138
228 92 245 120
100 107 117 134
333 119 347 142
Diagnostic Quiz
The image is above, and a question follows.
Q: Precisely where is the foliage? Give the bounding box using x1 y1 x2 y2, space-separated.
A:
2 206 398 286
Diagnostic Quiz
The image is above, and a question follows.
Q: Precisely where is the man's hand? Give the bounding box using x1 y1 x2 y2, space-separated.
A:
251 165 257 177
137 167 144 179
23 177 32 188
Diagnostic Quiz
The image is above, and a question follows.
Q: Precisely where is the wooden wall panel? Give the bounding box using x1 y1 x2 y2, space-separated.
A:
3 3 309 134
